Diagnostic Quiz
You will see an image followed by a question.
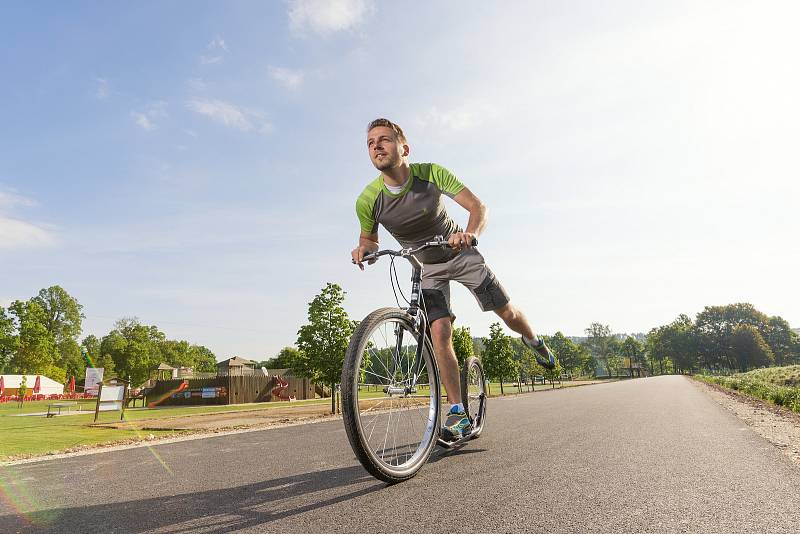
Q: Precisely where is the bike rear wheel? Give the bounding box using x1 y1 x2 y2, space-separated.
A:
341 307 441 483
461 356 487 438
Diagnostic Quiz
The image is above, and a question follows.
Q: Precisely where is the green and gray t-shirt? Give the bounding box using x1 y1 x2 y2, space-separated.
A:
356 162 465 264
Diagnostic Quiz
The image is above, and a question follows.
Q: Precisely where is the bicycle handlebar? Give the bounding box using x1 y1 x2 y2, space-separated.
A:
355 235 478 265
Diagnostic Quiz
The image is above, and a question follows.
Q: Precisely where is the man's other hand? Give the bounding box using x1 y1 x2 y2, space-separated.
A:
351 245 377 271
448 232 477 251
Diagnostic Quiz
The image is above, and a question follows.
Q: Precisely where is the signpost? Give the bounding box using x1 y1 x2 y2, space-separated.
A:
94 381 128 422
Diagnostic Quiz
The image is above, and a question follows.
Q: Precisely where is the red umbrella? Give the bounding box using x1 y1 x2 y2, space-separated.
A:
33 375 41 394
0 376 4 396
69 376 76 394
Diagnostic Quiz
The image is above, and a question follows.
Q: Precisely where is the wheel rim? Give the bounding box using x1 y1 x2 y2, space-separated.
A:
353 318 438 474
465 360 486 431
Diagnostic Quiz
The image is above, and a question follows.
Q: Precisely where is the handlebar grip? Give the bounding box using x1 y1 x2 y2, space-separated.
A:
470 237 478 247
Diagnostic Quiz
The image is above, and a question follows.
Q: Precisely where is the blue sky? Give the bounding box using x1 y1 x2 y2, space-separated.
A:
1 0 798 361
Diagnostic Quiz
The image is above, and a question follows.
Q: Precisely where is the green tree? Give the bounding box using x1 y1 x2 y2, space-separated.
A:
585 323 613 376
619 336 645 377
101 317 166 386
32 286 85 377
190 345 217 373
258 347 301 370
764 316 797 366
8 300 60 376
32 286 84 342
695 303 769 371
731 325 774 371
18 374 28 402
0 306 17 373
482 323 517 395
160 339 194 368
545 332 582 376
646 315 696 374
451 326 474 369
607 352 624 377
295 283 353 413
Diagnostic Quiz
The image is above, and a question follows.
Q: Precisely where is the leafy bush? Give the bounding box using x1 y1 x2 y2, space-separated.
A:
697 369 800 414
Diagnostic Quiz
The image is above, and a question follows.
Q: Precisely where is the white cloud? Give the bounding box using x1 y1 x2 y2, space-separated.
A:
0 190 54 249
201 36 228 64
131 101 168 131
95 77 109 99
185 99 273 134
0 217 54 248
131 112 154 130
0 190 35 209
208 36 228 52
186 99 253 131
414 100 498 133
187 78 207 92
288 0 371 35
269 66 304 89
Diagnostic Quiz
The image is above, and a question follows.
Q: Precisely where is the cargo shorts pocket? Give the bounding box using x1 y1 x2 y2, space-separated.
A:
472 273 510 312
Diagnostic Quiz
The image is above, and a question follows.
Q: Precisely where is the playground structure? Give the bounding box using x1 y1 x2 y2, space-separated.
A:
270 376 296 401
145 373 315 407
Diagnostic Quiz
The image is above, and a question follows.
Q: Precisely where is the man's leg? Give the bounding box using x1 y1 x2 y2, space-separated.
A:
494 302 556 368
429 317 461 406
493 302 536 340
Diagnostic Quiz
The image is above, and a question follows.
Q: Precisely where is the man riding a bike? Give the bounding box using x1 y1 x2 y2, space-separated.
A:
351 118 556 441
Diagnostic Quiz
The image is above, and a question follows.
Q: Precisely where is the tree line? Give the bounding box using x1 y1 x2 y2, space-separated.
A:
262 284 800 391
6 284 796 393
0 286 217 386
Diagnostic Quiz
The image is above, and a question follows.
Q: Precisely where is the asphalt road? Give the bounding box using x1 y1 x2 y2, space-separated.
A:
2 376 800 533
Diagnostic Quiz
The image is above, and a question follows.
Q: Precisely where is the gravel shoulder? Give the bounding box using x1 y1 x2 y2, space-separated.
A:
691 377 800 466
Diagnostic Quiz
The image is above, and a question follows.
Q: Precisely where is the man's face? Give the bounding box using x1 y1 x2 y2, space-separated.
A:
367 126 408 172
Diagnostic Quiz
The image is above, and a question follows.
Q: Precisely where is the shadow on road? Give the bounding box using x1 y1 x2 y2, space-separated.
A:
429 447 487 464
4 465 383 533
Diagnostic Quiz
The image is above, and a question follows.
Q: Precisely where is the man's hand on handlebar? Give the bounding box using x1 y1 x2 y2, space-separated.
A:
351 244 378 271
448 232 478 251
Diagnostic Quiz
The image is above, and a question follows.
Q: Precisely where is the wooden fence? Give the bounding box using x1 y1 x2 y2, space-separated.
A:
146 375 316 407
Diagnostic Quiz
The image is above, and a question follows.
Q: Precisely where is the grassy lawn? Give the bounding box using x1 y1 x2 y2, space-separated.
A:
696 365 800 413
0 397 332 461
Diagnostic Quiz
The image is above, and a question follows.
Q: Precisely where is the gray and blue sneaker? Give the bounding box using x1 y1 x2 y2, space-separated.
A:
441 405 473 441
523 337 557 370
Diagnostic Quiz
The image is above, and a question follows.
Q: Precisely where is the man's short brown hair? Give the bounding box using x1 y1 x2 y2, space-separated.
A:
367 118 407 144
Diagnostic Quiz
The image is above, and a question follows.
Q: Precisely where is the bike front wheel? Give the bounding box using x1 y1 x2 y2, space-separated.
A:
341 307 441 483
461 355 487 438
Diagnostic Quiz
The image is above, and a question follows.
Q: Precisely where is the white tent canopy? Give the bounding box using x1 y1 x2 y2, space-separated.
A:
1 375 64 395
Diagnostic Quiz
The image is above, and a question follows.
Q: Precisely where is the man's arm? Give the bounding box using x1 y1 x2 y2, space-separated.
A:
449 187 487 249
351 231 380 270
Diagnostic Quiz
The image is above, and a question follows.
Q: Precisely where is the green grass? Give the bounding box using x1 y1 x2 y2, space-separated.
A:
696 365 800 414
0 397 332 461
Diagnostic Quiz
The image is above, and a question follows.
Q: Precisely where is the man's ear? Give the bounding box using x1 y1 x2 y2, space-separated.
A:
402 144 410 157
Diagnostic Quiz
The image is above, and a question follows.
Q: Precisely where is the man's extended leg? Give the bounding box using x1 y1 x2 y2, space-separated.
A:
494 302 556 368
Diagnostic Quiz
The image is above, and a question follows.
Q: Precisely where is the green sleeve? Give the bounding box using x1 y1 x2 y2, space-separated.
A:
430 163 465 197
355 178 382 234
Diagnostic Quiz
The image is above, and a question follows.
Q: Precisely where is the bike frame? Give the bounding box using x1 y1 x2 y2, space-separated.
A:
361 237 481 448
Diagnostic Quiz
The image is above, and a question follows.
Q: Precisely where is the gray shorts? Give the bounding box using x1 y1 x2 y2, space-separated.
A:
421 248 511 323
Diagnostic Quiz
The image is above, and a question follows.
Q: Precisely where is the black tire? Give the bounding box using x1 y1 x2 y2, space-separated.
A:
460 356 487 438
341 307 441 483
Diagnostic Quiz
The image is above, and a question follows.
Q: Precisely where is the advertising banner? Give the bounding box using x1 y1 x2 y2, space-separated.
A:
85 368 104 396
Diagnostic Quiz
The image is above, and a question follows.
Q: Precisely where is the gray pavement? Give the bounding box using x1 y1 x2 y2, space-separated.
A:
2 375 799 533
